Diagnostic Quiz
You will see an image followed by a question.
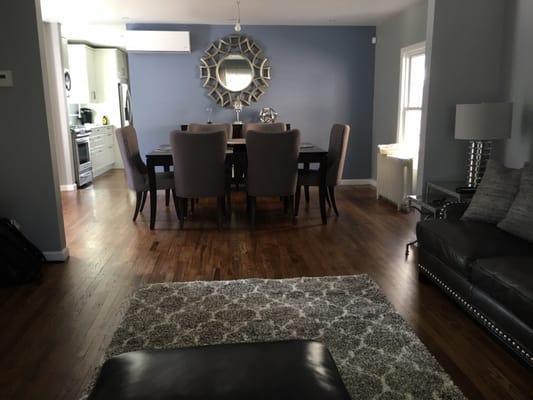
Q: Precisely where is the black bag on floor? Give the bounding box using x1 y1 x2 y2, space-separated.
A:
0 218 45 286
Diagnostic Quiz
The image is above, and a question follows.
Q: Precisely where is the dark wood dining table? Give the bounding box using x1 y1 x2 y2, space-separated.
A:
146 139 328 229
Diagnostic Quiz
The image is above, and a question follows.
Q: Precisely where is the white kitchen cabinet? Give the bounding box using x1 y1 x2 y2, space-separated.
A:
90 125 115 177
67 44 100 104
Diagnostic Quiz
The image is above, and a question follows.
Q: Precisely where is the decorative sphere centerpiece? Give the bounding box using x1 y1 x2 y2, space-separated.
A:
259 107 278 123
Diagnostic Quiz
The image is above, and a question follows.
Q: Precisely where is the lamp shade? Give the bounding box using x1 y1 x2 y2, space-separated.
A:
455 102 513 140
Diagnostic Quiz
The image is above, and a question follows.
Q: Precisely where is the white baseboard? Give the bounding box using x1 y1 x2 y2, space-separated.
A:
60 184 77 192
339 179 376 186
42 247 70 262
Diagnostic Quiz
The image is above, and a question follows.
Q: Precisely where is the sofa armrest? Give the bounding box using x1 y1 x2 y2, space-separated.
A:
440 201 469 220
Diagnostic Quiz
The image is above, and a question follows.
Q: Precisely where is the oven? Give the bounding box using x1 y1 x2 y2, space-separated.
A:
71 127 94 187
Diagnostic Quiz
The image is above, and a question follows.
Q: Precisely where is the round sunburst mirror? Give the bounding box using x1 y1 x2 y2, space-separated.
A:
200 34 271 108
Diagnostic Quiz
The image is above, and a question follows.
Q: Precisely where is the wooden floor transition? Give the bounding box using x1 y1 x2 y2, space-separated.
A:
0 170 531 399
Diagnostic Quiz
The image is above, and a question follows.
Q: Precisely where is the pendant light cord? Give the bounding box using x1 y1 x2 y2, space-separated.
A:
234 0 242 32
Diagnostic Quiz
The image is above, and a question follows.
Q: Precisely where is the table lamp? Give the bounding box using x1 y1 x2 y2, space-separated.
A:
455 102 513 187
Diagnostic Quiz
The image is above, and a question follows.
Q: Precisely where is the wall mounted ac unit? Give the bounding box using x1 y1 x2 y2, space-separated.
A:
125 31 190 53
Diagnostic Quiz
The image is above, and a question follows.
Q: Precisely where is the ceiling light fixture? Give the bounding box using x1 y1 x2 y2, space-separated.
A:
234 0 242 32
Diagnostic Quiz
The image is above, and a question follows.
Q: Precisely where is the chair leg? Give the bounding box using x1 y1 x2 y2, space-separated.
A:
325 189 332 209
283 196 289 214
221 194 227 217
178 198 186 229
217 196 224 230
140 191 148 212
190 198 195 215
288 195 296 224
295 184 302 216
328 186 339 216
165 189 170 207
171 189 180 219
133 191 143 221
226 186 232 218
183 197 188 217
249 196 256 230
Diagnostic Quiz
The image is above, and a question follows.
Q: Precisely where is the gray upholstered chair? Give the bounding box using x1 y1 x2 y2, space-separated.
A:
116 126 175 221
188 123 233 140
246 129 300 229
236 123 288 189
170 130 227 230
242 122 287 137
296 124 350 217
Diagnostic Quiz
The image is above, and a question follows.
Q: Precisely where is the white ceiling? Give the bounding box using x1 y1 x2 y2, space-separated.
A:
41 0 422 26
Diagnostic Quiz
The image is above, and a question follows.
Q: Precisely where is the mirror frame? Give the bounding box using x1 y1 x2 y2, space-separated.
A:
200 34 271 108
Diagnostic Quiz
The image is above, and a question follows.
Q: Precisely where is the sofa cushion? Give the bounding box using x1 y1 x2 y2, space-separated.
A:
471 257 533 327
462 160 522 224
416 220 533 278
498 163 533 243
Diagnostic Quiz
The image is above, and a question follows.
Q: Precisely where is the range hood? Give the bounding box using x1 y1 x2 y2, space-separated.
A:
125 30 190 53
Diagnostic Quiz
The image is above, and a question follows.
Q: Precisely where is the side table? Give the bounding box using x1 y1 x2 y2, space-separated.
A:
405 181 475 257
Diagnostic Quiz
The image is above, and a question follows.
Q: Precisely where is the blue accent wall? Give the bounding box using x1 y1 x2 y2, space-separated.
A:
127 24 376 178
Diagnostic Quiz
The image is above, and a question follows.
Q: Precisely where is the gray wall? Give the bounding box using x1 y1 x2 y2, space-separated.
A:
419 0 507 185
127 24 376 179
498 0 533 167
371 1 428 179
0 0 66 253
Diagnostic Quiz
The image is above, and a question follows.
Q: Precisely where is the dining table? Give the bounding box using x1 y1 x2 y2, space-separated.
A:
145 138 329 229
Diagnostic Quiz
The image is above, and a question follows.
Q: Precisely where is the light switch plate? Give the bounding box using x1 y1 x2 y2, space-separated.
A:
0 70 14 87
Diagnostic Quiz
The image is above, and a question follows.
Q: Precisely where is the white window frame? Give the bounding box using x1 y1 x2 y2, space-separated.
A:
396 41 426 149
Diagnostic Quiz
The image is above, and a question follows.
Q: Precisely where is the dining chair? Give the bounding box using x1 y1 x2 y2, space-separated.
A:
242 122 287 137
186 123 233 210
295 124 350 217
116 126 175 222
246 129 300 229
188 123 233 140
169 130 227 230
234 123 288 190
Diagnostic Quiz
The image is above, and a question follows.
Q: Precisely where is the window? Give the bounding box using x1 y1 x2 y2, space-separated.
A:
397 42 426 170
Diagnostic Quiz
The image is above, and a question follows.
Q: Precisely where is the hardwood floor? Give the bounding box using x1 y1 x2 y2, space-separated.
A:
0 170 531 399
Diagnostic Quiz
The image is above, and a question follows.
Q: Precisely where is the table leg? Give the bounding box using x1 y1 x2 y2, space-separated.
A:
164 165 170 206
304 162 310 203
148 159 157 230
318 155 327 224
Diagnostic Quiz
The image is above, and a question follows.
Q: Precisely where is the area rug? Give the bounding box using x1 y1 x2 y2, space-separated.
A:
94 275 465 399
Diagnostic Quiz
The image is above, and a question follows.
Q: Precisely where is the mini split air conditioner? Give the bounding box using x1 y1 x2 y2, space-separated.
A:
125 31 190 53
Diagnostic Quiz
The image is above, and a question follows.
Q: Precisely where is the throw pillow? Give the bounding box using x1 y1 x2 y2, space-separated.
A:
461 160 522 224
498 163 533 242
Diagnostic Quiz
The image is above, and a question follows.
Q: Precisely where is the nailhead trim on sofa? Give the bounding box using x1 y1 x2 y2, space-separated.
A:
418 263 532 367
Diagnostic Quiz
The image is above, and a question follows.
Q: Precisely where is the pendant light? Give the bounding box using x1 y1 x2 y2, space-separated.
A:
234 0 242 32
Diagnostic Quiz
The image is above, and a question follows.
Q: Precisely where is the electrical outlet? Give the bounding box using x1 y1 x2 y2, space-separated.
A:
0 70 14 87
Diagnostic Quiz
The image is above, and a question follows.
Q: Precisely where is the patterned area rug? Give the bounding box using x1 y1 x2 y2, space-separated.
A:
96 275 465 399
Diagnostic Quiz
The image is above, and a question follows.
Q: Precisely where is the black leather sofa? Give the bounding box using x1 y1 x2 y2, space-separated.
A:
416 202 533 367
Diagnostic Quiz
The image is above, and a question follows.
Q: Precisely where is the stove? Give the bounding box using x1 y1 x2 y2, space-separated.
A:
71 126 93 187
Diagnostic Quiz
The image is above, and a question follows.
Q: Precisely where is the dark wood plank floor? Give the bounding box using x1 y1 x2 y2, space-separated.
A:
0 170 531 399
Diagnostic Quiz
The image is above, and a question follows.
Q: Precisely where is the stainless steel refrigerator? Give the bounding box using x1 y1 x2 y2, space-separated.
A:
118 82 133 127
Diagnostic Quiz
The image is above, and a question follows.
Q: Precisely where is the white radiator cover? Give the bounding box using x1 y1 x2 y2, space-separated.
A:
376 145 413 211
125 31 190 53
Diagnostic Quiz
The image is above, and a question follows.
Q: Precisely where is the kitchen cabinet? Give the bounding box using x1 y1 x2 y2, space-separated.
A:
90 125 115 177
67 44 100 104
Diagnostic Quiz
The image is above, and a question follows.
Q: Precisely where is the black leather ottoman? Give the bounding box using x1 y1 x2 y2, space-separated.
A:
89 340 350 400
